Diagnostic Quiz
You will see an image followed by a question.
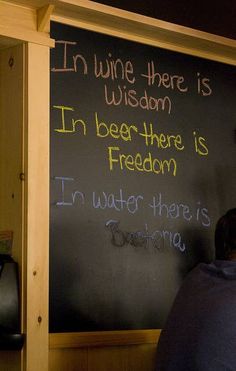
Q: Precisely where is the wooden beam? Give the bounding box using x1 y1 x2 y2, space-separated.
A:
37 4 55 32
51 0 236 66
0 1 54 48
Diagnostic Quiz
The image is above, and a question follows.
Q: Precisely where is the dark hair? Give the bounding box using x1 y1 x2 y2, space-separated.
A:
215 208 236 260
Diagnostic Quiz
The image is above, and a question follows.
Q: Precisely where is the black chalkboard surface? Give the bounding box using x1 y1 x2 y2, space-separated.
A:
50 21 236 333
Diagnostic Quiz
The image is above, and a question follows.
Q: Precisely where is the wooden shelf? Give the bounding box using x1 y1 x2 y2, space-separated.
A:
50 330 161 348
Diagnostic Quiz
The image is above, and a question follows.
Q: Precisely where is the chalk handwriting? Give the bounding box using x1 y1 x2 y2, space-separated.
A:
193 131 209 156
51 40 88 74
95 113 185 150
52 178 210 229
53 176 85 206
104 85 172 113
95 112 138 141
139 122 184 150
108 147 177 176
53 105 87 135
197 72 212 96
149 193 211 227
141 61 188 92
92 188 143 214
106 220 186 252
94 53 135 83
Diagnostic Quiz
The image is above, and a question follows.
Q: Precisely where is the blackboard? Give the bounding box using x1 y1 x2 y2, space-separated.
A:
49 21 236 332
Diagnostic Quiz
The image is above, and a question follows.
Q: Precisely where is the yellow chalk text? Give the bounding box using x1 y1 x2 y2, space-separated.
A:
108 147 177 176
95 112 138 141
53 105 87 135
139 122 184 150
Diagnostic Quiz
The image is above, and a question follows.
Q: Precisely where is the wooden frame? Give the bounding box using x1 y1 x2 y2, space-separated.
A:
0 35 51 371
0 2 53 370
24 41 50 371
49 0 236 350
0 1 236 370
50 330 161 348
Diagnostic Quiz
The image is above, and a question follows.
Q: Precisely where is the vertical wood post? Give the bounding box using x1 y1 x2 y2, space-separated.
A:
24 42 50 371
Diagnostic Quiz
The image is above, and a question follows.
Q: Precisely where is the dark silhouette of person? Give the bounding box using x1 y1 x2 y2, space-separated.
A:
156 208 236 371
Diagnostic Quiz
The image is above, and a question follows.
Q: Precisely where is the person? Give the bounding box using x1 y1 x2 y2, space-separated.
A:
156 208 236 371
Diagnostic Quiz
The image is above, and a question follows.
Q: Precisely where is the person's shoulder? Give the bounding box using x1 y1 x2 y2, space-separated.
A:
186 262 209 277
179 262 213 288
208 260 236 280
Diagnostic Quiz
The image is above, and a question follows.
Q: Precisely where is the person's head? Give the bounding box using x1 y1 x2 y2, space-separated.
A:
215 208 236 260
